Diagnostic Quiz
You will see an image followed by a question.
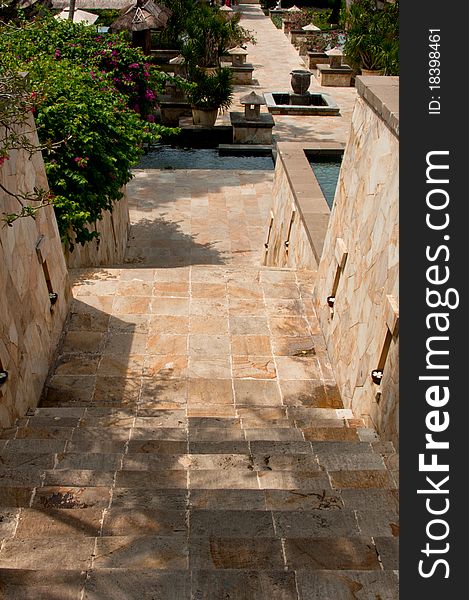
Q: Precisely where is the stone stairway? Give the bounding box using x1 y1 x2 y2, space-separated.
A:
0 161 399 597
0 263 398 599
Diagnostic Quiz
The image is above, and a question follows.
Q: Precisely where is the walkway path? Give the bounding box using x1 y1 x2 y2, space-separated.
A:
218 5 358 144
0 6 398 599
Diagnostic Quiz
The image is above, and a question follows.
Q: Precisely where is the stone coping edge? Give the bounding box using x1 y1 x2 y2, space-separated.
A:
277 141 345 265
355 76 399 137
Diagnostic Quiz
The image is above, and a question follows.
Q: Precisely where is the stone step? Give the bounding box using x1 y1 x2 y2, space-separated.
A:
0 567 399 599
0 534 387 571
6 507 384 540
23 407 354 425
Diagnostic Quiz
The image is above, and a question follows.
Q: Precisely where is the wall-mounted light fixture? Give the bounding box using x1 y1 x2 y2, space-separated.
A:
0 371 8 385
49 292 58 305
371 369 383 385
327 237 348 318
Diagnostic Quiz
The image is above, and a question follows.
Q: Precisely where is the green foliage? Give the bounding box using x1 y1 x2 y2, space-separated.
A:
0 16 169 119
92 9 120 27
186 67 233 111
183 4 236 69
176 5 241 113
270 14 283 29
275 7 342 31
0 16 177 247
157 0 197 49
344 0 399 74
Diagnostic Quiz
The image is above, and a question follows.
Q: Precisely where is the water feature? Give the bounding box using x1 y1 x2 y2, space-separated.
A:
264 67 340 116
136 146 274 170
264 91 340 115
307 154 342 208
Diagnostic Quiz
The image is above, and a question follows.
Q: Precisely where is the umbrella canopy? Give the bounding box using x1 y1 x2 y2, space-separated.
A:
302 23 320 31
55 8 98 25
110 0 171 33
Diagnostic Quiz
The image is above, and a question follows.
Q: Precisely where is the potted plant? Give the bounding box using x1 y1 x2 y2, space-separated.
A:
343 0 399 75
187 67 233 126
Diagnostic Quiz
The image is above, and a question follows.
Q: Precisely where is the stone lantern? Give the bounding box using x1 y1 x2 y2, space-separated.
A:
240 90 265 120
326 46 344 69
168 54 186 78
288 5 302 12
228 46 248 67
229 91 275 145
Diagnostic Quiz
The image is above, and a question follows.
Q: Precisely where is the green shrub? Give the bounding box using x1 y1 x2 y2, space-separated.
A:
271 14 283 29
0 16 176 247
344 0 399 74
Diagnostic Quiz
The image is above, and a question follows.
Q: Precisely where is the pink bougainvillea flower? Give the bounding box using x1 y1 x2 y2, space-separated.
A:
73 157 88 168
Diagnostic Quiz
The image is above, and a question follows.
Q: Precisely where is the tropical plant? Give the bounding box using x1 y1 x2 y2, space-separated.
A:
182 4 254 71
156 0 197 49
187 67 233 111
343 0 399 74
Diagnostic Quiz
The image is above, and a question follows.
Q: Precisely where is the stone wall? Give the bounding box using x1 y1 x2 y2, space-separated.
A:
63 189 129 269
313 77 399 448
264 142 343 270
0 116 71 427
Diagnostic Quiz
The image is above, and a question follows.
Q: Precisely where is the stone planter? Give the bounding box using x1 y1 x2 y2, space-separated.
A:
290 70 312 95
192 107 219 127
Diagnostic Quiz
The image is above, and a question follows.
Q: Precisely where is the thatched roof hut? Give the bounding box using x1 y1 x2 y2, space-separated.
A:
110 1 171 33
109 0 171 55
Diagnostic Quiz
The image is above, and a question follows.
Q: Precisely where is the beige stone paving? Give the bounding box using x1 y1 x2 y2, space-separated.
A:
0 7 398 599
125 169 273 268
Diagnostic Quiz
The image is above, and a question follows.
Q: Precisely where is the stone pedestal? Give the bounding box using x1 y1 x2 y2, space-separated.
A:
160 101 192 126
316 63 353 87
150 49 181 73
229 64 255 85
230 112 275 145
307 51 330 70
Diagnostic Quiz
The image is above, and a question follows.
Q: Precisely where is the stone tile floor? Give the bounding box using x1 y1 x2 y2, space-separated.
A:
0 6 398 599
0 197 399 597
